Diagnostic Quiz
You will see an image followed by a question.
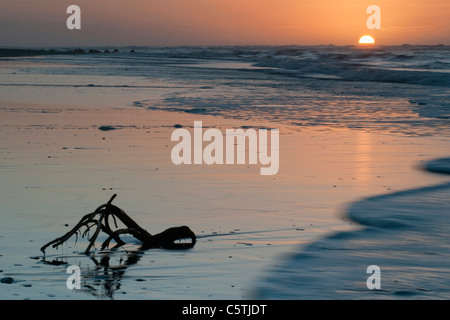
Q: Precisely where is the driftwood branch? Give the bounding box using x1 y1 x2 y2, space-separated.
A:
41 194 196 255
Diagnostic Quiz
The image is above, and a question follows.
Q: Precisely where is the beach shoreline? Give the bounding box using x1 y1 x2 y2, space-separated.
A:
1 100 449 299
0 53 449 299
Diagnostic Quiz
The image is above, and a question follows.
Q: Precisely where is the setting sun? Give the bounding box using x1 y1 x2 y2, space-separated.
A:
359 35 375 44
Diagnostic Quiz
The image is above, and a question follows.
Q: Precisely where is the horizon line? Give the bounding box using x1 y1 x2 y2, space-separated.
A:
1 43 449 50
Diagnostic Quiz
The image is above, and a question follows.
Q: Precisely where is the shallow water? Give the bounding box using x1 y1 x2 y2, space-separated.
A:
254 159 450 299
2 45 449 136
0 46 449 299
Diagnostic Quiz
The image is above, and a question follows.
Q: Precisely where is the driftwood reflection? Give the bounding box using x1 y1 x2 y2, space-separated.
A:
82 250 143 298
42 248 144 299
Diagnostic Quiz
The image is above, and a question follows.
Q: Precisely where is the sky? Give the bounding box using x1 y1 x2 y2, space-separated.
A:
0 0 449 47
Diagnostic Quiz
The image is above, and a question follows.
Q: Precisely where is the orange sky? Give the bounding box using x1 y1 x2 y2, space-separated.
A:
0 0 448 46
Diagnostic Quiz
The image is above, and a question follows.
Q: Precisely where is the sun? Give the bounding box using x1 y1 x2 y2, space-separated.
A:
359 35 375 44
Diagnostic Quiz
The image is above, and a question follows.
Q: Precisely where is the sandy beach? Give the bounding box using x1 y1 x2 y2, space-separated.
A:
0 51 449 300
1 101 449 299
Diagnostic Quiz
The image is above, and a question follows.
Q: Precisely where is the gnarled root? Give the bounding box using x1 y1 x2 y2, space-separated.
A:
40 194 196 256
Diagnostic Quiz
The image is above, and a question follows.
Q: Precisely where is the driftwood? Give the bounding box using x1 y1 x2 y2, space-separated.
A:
40 194 196 255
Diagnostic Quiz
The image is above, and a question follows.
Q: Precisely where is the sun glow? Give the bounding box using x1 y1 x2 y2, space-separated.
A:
359 35 375 44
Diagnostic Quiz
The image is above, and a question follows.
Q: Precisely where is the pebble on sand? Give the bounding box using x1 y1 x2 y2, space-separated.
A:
98 125 117 131
1 277 14 284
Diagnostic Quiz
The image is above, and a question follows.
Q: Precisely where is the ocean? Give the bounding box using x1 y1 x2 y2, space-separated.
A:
0 45 449 300
3 45 449 136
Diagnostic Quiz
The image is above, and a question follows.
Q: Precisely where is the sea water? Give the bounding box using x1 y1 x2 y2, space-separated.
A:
1 45 449 299
3 45 449 136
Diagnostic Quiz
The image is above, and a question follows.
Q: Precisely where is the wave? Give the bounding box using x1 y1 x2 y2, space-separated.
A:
5 45 450 87
424 157 450 174
7 44 449 136
253 158 450 299
247 46 450 87
120 45 450 87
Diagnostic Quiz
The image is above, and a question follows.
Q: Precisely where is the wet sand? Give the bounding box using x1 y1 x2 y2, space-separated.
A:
1 101 449 299
1 55 450 300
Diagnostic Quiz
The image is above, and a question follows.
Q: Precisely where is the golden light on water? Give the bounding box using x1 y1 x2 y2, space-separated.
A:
359 35 375 44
